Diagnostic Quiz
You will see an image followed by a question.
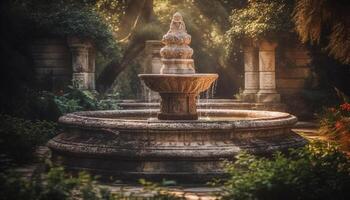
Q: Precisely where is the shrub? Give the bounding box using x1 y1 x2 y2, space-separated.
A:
52 87 120 114
216 142 350 200
0 115 57 165
24 0 120 58
319 103 350 150
225 0 294 58
0 166 184 200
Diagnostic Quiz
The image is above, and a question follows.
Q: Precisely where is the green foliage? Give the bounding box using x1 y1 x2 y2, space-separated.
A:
21 0 120 58
112 63 142 99
225 0 294 57
226 0 294 40
318 103 350 151
131 23 164 44
0 166 184 200
0 115 57 164
139 179 185 200
1 87 120 122
0 167 78 200
37 87 120 115
293 0 350 64
215 142 350 200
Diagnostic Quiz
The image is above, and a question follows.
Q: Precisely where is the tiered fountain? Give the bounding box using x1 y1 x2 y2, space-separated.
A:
48 13 306 182
139 12 218 120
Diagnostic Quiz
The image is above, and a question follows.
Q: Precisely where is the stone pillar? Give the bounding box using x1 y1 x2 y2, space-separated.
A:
67 37 95 90
141 40 163 101
256 40 280 102
241 41 259 102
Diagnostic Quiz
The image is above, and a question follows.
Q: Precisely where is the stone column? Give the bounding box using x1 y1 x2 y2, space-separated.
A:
241 40 259 102
256 40 280 102
67 37 95 90
141 40 163 101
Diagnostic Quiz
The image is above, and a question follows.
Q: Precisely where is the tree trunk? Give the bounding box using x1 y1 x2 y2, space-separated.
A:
96 0 155 92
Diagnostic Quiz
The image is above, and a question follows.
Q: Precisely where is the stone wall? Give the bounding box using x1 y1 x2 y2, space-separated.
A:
30 38 72 91
30 37 96 91
276 45 311 95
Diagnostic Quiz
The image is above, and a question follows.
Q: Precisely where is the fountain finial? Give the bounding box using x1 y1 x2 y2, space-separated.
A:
160 12 195 74
169 12 186 32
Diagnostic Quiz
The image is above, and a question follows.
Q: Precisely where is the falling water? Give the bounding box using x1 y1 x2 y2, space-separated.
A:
147 88 152 118
197 95 201 118
200 79 218 120
205 89 210 117
141 81 153 119
211 79 218 99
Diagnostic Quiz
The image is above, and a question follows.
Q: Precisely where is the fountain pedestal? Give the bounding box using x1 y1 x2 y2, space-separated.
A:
159 93 197 120
139 74 218 120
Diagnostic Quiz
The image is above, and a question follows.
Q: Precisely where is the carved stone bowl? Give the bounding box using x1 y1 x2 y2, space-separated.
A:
138 74 218 120
48 109 306 183
138 74 218 93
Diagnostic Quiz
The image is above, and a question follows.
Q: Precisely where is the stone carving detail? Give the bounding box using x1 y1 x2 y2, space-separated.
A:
160 12 195 74
257 40 280 102
67 37 95 90
139 12 218 120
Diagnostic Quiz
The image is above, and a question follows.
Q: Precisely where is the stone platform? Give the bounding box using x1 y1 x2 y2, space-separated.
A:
48 109 305 183
116 99 286 112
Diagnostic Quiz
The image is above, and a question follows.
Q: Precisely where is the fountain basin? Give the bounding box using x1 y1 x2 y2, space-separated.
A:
48 109 306 182
139 74 218 120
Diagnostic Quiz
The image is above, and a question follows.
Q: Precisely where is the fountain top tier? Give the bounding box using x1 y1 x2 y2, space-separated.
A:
159 12 195 74
139 12 218 120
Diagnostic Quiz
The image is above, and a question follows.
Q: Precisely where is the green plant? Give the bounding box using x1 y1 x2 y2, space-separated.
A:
0 166 185 200
318 103 350 151
225 0 294 58
112 62 142 99
214 142 350 200
0 115 57 165
22 0 120 58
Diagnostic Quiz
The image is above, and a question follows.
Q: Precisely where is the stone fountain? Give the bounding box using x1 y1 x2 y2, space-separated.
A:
48 13 306 183
139 12 218 120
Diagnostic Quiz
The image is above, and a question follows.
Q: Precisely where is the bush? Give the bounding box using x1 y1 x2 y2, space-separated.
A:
0 166 184 200
23 0 120 57
52 87 120 114
0 115 57 165
319 103 350 150
225 0 294 58
216 142 350 200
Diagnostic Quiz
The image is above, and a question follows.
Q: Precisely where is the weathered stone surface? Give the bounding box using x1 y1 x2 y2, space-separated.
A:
30 38 71 91
115 99 287 111
139 13 218 120
67 37 95 90
72 73 95 90
160 12 195 74
241 44 259 102
48 109 306 182
277 67 310 79
257 40 281 103
139 74 218 120
276 79 305 89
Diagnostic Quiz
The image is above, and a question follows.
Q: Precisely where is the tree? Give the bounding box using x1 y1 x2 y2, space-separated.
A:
96 0 160 92
293 0 350 64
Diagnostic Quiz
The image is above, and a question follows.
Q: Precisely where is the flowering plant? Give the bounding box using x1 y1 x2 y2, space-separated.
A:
319 103 350 150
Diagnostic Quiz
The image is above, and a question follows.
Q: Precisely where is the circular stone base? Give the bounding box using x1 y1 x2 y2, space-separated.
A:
48 109 307 183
